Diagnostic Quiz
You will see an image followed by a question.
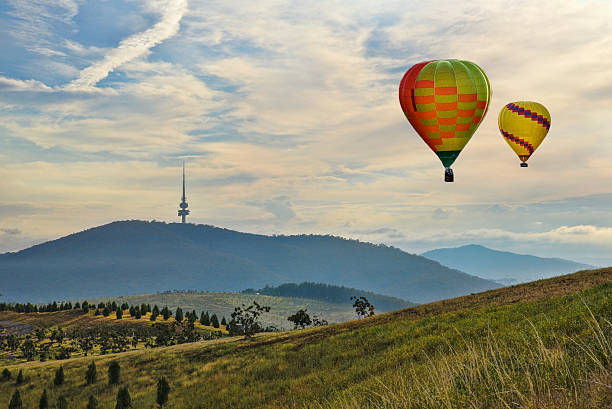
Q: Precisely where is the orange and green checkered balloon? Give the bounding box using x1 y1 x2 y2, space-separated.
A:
498 101 551 167
399 60 491 181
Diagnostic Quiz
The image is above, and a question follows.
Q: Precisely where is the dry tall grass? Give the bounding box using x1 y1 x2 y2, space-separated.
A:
323 306 611 409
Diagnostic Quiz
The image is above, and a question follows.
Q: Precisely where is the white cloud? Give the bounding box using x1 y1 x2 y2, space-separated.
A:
65 0 188 90
0 76 53 92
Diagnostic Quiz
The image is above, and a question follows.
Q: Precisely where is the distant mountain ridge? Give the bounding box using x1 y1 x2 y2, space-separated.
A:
0 221 499 303
242 282 414 312
422 244 592 284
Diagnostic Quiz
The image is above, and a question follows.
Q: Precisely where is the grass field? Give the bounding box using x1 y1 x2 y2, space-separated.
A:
0 268 610 408
89 292 362 329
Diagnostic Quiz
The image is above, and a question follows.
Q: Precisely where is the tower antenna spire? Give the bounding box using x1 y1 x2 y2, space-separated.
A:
178 161 190 223
182 162 186 202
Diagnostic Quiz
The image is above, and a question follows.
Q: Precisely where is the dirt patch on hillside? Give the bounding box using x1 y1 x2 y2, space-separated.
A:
0 320 33 335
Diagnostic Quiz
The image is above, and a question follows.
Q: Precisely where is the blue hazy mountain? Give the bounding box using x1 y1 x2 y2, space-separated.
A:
421 244 592 285
0 221 499 303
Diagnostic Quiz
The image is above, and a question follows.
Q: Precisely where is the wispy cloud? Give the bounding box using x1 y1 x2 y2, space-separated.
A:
65 0 188 91
0 76 53 92
6 0 78 55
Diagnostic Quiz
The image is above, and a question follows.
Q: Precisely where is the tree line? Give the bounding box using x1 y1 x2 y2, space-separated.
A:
1 300 228 328
242 282 409 311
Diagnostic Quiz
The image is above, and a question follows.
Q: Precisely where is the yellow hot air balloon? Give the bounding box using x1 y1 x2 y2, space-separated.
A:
498 101 551 167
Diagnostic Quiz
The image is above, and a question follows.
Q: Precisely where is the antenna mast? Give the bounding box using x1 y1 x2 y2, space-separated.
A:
178 162 190 223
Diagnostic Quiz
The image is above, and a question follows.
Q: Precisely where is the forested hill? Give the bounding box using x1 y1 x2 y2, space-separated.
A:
0 220 499 303
242 282 414 311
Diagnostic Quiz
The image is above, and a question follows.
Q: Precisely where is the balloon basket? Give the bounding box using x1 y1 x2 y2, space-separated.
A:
444 167 454 182
520 162 528 168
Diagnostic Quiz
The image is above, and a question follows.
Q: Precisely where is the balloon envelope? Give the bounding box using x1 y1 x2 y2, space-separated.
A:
399 59 491 178
498 101 551 166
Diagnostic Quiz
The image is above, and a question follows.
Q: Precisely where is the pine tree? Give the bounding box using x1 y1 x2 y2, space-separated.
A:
115 386 131 409
103 306 111 317
39 389 49 409
108 361 120 385
54 366 65 386
8 389 22 409
111 301 118 311
187 310 196 324
200 311 210 326
141 304 148 316
162 306 171 320
57 396 68 409
174 307 183 323
16 369 24 384
152 305 160 315
87 395 98 409
221 316 227 326
116 309 123 319
135 308 142 319
129 306 135 317
211 314 220 328
86 361 97 385
156 377 170 407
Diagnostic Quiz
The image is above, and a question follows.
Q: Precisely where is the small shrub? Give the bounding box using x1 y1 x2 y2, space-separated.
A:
115 386 131 409
156 376 170 407
86 361 97 385
54 366 65 386
39 389 49 409
108 361 120 385
9 389 22 409
87 395 98 409
16 369 24 384
57 396 68 409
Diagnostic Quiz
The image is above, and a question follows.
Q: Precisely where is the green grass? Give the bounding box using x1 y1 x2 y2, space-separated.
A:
0 268 610 408
89 292 362 329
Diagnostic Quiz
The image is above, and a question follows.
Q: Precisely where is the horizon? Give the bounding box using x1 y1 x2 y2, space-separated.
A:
0 219 604 267
2 1 612 266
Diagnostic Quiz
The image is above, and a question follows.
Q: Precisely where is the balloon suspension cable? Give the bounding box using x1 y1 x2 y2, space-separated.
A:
444 167 454 182
520 162 528 168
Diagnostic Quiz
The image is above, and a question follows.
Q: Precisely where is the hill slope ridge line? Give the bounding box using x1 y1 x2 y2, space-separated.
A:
0 220 499 303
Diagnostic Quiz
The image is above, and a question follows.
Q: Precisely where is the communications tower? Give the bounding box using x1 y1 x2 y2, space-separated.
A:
178 162 190 223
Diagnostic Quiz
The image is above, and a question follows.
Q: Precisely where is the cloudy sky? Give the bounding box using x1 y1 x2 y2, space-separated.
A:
1 0 611 265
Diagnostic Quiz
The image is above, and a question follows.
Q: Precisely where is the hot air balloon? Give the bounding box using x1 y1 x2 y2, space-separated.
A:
399 59 491 182
498 101 551 167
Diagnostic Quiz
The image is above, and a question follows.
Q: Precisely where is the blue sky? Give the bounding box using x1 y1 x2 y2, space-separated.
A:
1 0 612 265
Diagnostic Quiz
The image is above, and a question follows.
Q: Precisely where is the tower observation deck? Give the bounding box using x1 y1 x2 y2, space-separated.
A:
178 162 190 223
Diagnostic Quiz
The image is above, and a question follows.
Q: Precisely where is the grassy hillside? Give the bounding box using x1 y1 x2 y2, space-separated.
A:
0 268 610 408
90 292 362 329
0 220 499 303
